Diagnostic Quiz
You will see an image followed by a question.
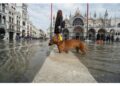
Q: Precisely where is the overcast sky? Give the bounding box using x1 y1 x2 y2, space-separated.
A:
27 3 120 33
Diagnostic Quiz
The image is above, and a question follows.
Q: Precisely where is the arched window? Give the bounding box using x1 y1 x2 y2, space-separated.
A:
73 18 84 26
110 29 115 35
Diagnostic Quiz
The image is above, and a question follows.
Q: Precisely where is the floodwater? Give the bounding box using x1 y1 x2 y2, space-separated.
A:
0 40 50 82
0 39 120 83
73 41 120 83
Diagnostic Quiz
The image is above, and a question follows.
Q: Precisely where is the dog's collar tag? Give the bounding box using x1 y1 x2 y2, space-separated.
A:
58 34 63 41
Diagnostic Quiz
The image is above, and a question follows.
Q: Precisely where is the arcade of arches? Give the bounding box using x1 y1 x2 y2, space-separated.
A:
72 18 84 40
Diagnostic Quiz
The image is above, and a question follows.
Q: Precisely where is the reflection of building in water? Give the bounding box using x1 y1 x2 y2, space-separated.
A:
0 41 38 82
49 8 120 41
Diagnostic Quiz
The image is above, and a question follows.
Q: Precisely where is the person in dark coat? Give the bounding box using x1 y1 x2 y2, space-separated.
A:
106 34 110 43
54 10 65 41
111 35 114 43
54 10 64 34
96 33 100 44
100 34 105 44
101 34 105 41
96 33 100 41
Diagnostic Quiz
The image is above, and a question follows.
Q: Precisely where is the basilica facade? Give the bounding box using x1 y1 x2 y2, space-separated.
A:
52 8 120 41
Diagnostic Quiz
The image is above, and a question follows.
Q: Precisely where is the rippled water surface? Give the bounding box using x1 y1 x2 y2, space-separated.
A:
0 40 120 83
0 40 50 82
73 42 120 83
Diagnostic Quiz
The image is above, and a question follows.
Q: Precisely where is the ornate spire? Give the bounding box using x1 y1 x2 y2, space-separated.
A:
75 8 80 16
84 12 87 17
94 11 96 18
104 9 108 18
69 12 71 18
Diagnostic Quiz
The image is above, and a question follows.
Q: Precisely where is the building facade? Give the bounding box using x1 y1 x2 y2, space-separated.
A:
0 3 43 40
0 4 8 39
51 8 120 41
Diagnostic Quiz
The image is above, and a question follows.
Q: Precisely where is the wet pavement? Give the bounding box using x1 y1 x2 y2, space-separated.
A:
0 40 50 82
0 39 120 83
73 42 120 83
33 47 97 83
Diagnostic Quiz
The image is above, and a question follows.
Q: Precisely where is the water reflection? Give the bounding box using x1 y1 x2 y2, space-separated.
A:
0 40 49 82
73 42 120 83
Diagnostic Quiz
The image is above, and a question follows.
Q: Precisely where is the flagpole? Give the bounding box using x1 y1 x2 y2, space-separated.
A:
86 3 89 39
50 3 53 39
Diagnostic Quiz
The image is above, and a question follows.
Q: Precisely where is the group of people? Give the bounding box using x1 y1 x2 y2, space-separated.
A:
96 33 114 44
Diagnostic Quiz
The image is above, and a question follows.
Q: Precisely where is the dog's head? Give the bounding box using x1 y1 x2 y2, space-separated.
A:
48 34 62 46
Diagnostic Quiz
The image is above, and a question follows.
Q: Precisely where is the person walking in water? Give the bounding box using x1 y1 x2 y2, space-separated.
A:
54 10 65 41
96 33 100 44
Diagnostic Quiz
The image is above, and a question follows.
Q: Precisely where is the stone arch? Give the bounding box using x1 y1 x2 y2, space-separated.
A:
73 18 84 26
88 28 96 41
110 29 115 35
98 28 106 34
73 26 84 40
97 28 106 41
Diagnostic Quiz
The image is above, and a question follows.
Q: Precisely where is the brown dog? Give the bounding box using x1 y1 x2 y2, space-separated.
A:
49 35 87 54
